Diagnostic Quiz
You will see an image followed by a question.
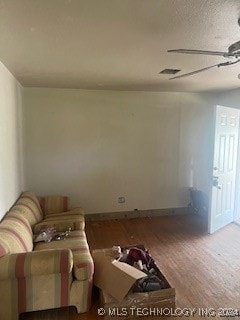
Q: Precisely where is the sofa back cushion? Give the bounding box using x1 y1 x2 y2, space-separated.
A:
0 213 33 257
38 196 69 216
11 191 43 227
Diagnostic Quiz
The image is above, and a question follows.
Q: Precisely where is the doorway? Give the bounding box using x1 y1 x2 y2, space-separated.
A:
208 105 240 233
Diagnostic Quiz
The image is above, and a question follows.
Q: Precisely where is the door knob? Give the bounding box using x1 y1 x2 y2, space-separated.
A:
213 176 221 189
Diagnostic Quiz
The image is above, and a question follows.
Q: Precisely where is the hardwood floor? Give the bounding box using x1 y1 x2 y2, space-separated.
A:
20 214 240 319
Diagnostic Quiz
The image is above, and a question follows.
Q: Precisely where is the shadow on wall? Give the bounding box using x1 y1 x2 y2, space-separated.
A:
188 187 208 216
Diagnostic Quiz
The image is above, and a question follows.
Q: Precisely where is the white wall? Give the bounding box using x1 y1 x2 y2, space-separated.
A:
0 62 24 219
179 94 215 200
23 88 215 214
216 88 240 109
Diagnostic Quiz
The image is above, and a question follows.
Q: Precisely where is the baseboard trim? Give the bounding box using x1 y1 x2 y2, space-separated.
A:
85 207 189 221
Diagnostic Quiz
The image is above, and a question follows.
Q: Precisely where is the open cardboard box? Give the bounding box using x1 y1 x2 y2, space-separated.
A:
92 247 175 319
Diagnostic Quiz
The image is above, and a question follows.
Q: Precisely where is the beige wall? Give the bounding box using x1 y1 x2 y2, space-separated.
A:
0 62 24 219
23 88 215 214
179 94 215 199
0 62 238 219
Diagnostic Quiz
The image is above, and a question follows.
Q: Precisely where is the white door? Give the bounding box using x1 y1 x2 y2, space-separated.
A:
209 105 240 233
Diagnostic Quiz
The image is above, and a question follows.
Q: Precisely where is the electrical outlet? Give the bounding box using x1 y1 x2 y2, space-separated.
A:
118 197 125 203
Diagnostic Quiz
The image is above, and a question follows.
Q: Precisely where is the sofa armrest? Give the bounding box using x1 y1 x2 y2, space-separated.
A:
0 249 73 280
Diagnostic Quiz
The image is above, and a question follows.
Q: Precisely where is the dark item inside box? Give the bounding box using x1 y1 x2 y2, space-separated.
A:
92 244 175 319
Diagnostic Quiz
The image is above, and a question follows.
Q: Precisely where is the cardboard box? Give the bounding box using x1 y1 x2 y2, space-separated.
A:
92 248 175 319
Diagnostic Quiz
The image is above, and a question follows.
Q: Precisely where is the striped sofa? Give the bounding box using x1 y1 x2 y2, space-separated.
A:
0 191 94 320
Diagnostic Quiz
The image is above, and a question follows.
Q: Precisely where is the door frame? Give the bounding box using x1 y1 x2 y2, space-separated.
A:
234 127 240 221
207 105 217 234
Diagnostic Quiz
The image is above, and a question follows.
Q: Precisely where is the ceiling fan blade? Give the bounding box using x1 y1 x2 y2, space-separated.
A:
169 64 220 80
228 40 240 54
169 59 240 80
168 49 229 57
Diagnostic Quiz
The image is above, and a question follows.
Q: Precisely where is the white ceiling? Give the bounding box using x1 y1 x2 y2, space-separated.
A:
1 0 240 92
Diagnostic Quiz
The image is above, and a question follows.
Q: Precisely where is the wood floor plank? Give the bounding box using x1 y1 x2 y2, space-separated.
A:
20 214 240 319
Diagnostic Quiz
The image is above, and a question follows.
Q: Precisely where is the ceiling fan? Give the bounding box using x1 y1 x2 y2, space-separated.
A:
167 40 240 80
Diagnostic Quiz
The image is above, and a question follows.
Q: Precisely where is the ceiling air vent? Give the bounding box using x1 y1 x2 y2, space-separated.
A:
159 69 181 75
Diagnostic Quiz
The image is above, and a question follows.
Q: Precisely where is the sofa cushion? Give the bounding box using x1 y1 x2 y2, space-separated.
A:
0 213 33 256
38 196 69 215
44 207 85 219
10 205 40 227
11 191 43 227
0 244 7 258
20 191 43 216
34 230 94 281
33 210 85 233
